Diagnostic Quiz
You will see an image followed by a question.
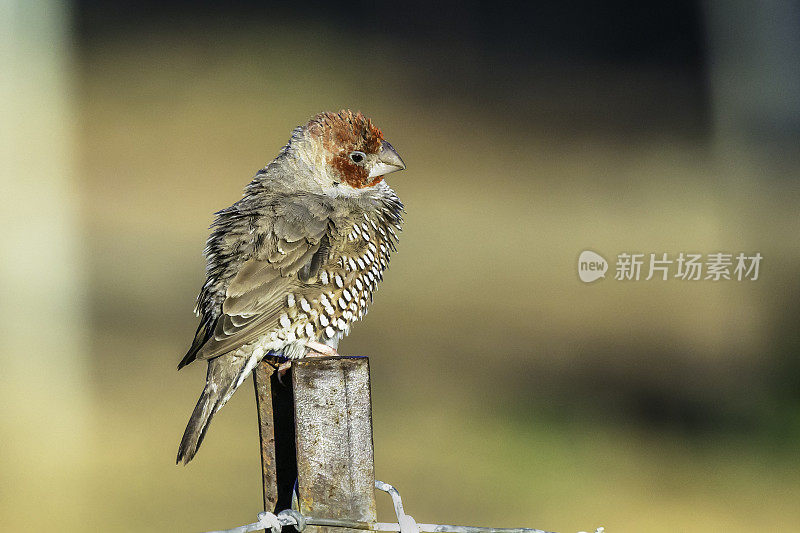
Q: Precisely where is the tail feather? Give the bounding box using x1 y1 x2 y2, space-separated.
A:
177 355 250 464
178 317 216 370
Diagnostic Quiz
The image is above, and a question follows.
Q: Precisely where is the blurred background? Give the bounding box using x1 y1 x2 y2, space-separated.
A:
1 1 799 531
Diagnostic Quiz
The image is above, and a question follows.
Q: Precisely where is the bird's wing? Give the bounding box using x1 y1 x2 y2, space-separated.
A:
193 203 331 362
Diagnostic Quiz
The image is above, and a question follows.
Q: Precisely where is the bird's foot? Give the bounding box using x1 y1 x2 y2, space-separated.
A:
277 342 340 383
304 340 339 358
277 360 292 378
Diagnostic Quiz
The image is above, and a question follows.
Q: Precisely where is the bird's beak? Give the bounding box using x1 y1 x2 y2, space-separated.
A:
368 141 406 178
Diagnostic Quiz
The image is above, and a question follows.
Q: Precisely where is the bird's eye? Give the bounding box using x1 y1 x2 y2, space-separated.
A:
349 151 366 164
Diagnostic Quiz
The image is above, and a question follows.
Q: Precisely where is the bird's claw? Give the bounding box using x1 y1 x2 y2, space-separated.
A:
276 360 292 386
276 342 340 385
304 340 339 357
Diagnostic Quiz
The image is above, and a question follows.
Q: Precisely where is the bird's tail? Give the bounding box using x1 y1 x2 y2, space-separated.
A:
177 355 253 464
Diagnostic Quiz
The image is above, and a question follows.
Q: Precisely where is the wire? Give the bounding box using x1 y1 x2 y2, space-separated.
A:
200 481 603 533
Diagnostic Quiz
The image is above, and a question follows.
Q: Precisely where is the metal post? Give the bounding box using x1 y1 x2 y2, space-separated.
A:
253 361 297 514
292 356 377 533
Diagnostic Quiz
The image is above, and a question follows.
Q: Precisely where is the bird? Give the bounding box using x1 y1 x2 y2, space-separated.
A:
176 110 405 464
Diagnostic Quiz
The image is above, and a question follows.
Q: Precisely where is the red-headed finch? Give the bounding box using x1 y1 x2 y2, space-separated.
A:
177 110 405 464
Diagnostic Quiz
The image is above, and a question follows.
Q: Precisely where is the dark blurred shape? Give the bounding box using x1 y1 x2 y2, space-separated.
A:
75 1 706 63
768 278 800 442
74 0 711 138
705 1 800 150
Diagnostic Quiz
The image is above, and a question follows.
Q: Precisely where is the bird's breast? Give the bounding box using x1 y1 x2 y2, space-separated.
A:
274 206 402 355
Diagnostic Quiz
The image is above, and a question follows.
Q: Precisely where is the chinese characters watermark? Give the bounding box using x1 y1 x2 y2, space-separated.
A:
579 251 762 283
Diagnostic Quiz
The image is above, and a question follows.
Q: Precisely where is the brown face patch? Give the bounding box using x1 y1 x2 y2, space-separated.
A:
329 153 371 188
307 110 385 189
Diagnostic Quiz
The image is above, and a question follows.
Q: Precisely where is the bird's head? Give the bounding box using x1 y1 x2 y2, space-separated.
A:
295 110 406 193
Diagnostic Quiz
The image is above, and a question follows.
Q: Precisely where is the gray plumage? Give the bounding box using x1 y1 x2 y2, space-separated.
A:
177 110 405 464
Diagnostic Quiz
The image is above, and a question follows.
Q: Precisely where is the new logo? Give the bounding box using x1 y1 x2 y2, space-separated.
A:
578 250 608 283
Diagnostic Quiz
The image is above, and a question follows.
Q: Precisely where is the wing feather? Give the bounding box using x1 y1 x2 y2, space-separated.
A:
194 223 328 361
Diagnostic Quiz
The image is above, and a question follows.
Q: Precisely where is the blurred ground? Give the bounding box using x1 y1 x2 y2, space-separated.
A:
3 10 800 533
